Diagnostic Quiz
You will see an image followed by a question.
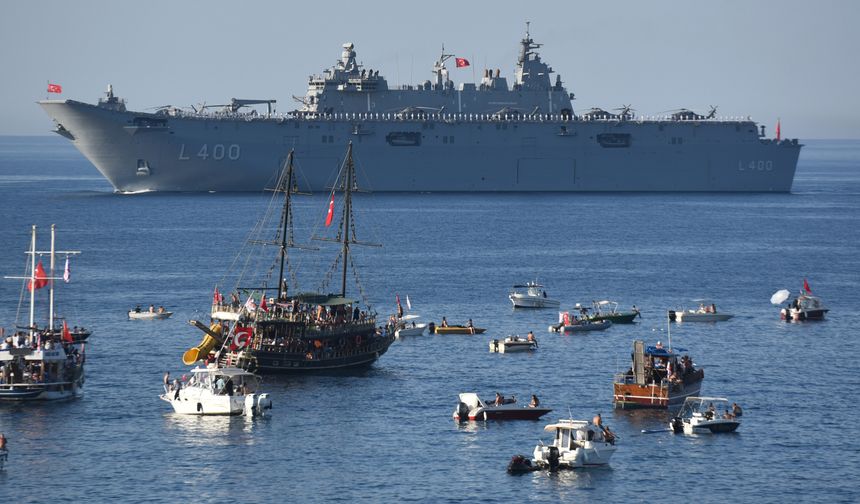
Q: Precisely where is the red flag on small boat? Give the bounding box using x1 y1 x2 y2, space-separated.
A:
62 320 73 343
455 57 470 68
803 278 812 294
324 194 335 227
47 83 63 94
775 119 781 141
28 261 49 291
260 294 268 312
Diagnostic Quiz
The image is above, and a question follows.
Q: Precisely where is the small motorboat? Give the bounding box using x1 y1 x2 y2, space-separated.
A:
774 282 828 321
669 300 733 322
394 314 427 337
160 366 272 417
509 281 560 309
670 396 741 434
453 392 551 421
528 417 617 469
587 300 641 324
549 315 612 333
489 335 537 353
129 307 173 320
435 324 486 334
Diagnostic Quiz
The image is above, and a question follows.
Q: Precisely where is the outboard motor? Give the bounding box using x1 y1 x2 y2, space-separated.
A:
428 322 436 334
671 417 684 434
244 393 273 417
455 402 469 422
547 446 560 471
668 310 677 322
506 454 534 474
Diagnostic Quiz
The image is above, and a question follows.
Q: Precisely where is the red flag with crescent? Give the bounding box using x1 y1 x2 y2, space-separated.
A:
803 278 812 294
455 57 470 68
325 194 335 227
47 83 63 94
28 261 49 291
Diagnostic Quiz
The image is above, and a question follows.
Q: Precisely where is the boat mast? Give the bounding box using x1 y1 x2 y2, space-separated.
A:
340 142 354 298
29 225 36 338
49 224 56 331
276 150 295 301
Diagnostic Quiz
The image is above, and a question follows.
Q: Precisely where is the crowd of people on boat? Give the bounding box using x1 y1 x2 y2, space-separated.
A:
133 304 166 314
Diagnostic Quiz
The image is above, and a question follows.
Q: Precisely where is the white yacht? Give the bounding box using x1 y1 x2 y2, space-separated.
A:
509 282 560 309
532 418 617 469
160 366 272 417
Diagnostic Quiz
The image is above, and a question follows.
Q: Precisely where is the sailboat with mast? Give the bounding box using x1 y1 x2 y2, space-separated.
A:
0 225 86 401
182 142 395 373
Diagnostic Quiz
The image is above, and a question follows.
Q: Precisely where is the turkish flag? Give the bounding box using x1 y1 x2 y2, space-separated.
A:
325 194 335 227
455 57 470 68
28 261 49 291
775 119 781 141
62 320 73 343
803 278 812 294
47 83 63 94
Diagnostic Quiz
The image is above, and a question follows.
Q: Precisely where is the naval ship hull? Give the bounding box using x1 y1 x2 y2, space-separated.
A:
40 99 800 193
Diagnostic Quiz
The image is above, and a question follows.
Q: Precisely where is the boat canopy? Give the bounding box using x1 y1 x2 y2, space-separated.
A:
290 292 356 306
544 419 590 431
645 346 687 357
190 366 255 378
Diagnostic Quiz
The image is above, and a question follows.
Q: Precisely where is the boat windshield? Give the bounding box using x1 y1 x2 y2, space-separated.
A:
679 397 730 418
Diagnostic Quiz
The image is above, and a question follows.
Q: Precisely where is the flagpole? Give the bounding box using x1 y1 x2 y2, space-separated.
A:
49 224 56 331
29 225 37 339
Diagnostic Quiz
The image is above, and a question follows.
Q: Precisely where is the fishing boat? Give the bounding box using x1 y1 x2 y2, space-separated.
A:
516 417 617 471
160 366 271 416
670 397 741 434
669 300 733 322
128 307 173 320
0 225 86 401
613 339 704 409
586 300 641 323
509 282 560 309
453 392 551 421
181 144 395 373
773 281 828 321
489 335 537 353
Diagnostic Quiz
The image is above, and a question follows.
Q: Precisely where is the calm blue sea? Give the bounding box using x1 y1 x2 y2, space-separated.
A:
0 137 859 503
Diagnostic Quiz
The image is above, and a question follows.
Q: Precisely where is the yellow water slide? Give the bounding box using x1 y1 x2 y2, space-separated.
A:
182 321 223 365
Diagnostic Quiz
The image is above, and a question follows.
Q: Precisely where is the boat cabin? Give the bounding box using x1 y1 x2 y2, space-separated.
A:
187 367 261 396
544 419 609 447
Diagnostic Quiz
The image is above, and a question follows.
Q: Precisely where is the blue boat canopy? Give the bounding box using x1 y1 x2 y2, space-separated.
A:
645 346 687 357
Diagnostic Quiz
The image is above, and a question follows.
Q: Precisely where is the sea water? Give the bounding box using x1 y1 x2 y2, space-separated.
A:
0 137 858 502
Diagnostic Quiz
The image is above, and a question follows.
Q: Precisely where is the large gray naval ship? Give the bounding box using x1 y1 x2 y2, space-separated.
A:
39 28 800 192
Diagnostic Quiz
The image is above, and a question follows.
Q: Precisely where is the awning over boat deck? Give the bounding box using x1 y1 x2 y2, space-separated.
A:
645 346 687 357
289 293 357 306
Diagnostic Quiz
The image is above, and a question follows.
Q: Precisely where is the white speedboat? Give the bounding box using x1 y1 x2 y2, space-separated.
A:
670 396 741 434
531 418 617 469
774 283 828 321
509 282 560 309
489 335 537 353
128 309 173 320
670 301 733 322
394 314 427 337
160 366 272 417
453 392 551 421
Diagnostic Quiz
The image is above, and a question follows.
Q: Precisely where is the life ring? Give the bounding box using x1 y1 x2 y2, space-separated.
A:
230 331 251 351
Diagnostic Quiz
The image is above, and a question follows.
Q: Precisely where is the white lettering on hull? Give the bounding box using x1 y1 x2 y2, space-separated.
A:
178 144 241 161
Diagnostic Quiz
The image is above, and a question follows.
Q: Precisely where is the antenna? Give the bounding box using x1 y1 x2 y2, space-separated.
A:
666 310 672 351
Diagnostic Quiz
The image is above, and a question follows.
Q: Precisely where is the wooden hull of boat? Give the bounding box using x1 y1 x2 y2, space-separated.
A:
223 335 396 374
435 326 486 334
613 379 703 409
0 383 83 401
